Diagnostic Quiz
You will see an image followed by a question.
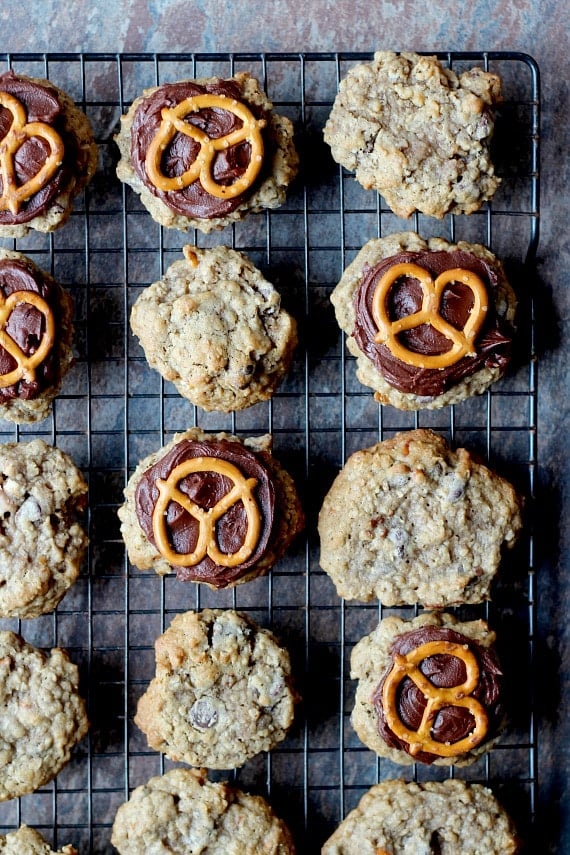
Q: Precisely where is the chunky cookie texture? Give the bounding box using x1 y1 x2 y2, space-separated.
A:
135 609 299 769
0 826 77 854
111 767 296 854
130 245 297 412
324 51 501 219
318 428 522 606
321 778 519 854
0 632 88 801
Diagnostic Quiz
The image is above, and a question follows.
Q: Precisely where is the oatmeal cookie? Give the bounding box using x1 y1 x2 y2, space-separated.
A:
324 51 501 219
0 826 77 854
318 428 522 606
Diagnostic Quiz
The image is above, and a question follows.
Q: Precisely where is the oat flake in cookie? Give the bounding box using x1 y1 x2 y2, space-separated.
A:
324 51 501 219
321 778 519 854
115 72 298 233
119 427 304 588
0 439 88 619
0 825 78 854
318 428 522 606
130 245 297 412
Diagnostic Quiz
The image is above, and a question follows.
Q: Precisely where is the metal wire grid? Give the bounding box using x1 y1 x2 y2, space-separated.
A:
0 52 539 853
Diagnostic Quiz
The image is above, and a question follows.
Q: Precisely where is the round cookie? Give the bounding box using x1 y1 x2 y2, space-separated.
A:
321 778 519 854
0 631 88 801
318 428 522 606
130 245 297 412
0 826 77 855
331 231 517 410
0 249 75 424
111 767 296 854
118 427 304 589
0 439 88 619
350 612 504 767
135 608 299 769
323 51 502 219
115 72 298 233
0 70 98 238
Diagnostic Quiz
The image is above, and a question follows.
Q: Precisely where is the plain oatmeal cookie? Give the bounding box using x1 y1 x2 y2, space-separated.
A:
0 631 88 801
0 825 77 854
318 428 522 606
323 51 502 219
130 245 297 412
111 767 296 854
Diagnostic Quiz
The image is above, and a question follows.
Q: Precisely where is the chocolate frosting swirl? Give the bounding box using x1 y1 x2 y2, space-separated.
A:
134 438 276 587
130 79 268 219
373 625 503 764
353 250 513 397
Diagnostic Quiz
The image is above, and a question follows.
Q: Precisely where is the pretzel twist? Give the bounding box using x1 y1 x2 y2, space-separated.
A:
0 290 55 387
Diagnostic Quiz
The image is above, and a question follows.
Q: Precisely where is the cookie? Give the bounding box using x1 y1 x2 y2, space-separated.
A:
135 609 299 769
0 631 88 801
115 72 298 233
331 232 516 410
130 245 297 412
0 439 88 619
0 70 98 238
0 249 75 423
324 51 501 219
111 766 295 854
118 427 304 588
321 778 519 854
0 826 77 855
318 428 522 606
350 612 504 766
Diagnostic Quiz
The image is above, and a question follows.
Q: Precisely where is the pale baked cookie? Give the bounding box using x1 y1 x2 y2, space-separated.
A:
350 612 504 767
321 778 519 854
130 245 297 412
0 439 88 619
324 51 502 219
115 72 298 233
318 428 522 606
135 609 299 769
0 631 88 801
0 826 78 854
0 70 98 238
119 427 304 589
111 767 296 854
331 232 516 410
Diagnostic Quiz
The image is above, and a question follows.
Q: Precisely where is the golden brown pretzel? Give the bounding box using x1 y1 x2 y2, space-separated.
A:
0 290 55 387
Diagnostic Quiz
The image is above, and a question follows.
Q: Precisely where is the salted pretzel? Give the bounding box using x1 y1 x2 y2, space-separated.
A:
151 456 262 568
0 91 64 215
381 639 489 758
371 262 489 369
0 290 55 387
145 93 265 199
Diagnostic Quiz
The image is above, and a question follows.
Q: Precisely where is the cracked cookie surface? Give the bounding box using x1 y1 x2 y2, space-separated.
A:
0 826 77 854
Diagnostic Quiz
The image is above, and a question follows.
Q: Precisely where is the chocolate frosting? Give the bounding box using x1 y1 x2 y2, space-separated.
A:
353 250 513 397
131 79 268 219
0 258 57 401
373 625 503 764
135 438 276 587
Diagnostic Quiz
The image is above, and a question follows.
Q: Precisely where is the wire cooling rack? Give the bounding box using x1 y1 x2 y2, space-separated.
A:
0 52 539 853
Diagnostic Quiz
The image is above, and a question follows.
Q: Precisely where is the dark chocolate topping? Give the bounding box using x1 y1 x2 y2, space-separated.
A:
353 250 513 396
134 438 276 588
373 625 503 764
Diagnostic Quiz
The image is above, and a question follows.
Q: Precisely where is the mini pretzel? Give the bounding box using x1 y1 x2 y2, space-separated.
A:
145 93 265 199
151 456 262 568
371 262 489 369
0 290 55 387
381 639 489 758
0 91 64 215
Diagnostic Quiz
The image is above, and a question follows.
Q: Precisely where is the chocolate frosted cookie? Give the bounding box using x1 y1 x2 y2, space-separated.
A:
111 767 295 854
324 51 502 219
119 427 304 588
135 609 299 769
318 429 522 606
322 778 519 854
130 245 297 412
0 826 77 854
0 70 98 237
115 72 298 233
0 439 88 619
0 631 88 801
331 232 516 409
